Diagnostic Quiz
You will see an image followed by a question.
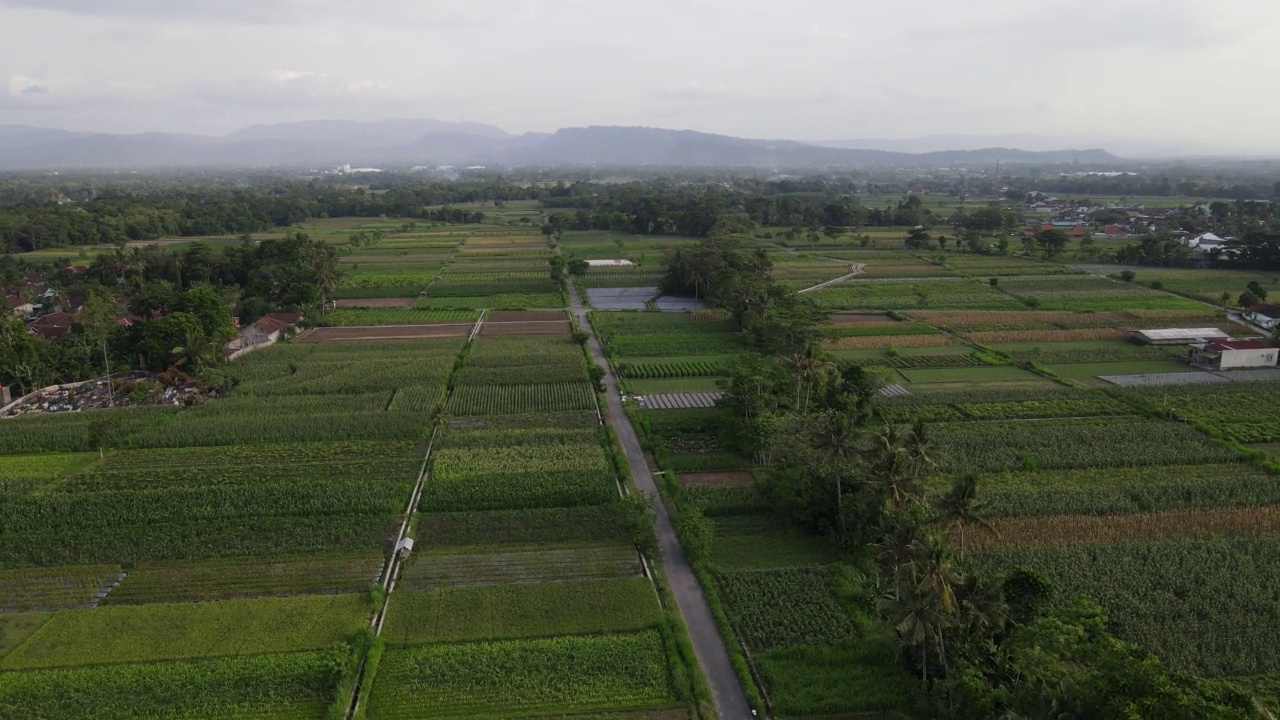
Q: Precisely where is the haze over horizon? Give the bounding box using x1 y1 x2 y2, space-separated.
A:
2 0 1279 155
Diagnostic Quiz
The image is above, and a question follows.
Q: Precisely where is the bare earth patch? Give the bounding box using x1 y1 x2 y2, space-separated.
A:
487 310 567 322
827 313 898 327
678 472 755 488
296 324 472 343
334 298 415 308
481 321 572 336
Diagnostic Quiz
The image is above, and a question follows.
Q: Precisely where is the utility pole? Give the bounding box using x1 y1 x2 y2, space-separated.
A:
102 340 114 407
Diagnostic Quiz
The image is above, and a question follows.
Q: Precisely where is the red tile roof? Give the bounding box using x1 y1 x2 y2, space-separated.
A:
263 312 303 325
1203 338 1278 351
249 316 290 334
1250 303 1280 318
29 311 75 340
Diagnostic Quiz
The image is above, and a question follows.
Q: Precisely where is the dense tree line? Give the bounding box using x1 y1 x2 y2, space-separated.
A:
0 180 516 252
0 233 338 394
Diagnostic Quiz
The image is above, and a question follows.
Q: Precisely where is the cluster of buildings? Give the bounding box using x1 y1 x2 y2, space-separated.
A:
1022 197 1181 239
1131 325 1280 371
2 271 99 340
4 270 302 353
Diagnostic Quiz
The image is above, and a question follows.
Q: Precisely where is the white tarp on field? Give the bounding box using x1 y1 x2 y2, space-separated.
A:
586 287 657 310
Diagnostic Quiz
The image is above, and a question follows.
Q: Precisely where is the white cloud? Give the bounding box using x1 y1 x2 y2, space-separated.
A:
9 74 51 96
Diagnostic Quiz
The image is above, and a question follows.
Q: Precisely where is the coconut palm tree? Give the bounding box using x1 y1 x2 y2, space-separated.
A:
813 410 861 542
936 473 997 558
171 327 220 371
865 425 925 511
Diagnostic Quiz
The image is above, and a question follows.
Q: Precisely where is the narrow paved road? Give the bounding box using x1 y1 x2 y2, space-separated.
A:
567 281 755 720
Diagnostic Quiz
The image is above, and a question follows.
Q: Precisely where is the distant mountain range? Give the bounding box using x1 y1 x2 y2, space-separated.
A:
0 120 1123 170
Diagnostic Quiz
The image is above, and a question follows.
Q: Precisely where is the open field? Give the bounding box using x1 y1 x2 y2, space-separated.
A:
7 214 1280 716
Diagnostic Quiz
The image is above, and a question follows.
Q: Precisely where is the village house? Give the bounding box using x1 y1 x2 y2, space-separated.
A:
1189 338 1280 370
28 311 76 341
4 294 35 317
1245 304 1280 332
232 312 303 349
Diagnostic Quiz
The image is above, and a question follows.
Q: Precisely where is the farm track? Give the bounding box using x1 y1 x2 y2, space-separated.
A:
567 279 755 720
795 263 866 294
344 311 485 719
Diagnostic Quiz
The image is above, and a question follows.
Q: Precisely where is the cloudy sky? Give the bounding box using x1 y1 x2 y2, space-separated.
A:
1 0 1278 152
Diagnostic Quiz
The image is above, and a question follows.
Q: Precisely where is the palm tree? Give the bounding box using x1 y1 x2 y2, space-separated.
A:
170 253 186 289
813 410 861 542
871 511 925 598
784 350 816 410
936 473 997 558
953 573 1008 649
865 426 925 511
171 327 220 371
881 566 952 684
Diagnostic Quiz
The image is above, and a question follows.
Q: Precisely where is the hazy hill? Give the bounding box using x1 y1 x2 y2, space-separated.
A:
0 120 1123 170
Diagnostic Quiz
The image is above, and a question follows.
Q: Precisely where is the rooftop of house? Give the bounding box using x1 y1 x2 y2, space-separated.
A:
28 311 76 340
247 316 290 334
262 312 303 326
1201 338 1279 352
1249 303 1280 318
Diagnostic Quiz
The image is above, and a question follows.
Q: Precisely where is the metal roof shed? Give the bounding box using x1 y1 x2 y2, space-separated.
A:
1131 328 1230 346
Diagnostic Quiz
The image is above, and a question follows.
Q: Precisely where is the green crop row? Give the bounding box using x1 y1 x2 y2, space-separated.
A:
0 564 119 612
455 363 587 386
421 469 616 512
1 513 396 568
600 333 745 358
387 385 447 413
104 552 385 605
437 426 600 449
716 567 857 651
0 648 349 720
412 505 636 549
618 359 726 379
432 443 611 481
465 336 585 368
399 543 642 589
366 632 676 718
974 536 1280 677
0 594 369 669
930 417 1239 473
8 481 406 531
449 383 597 416
91 441 419 471
121 411 429 448
1127 384 1280 444
425 279 561 297
383 578 662 645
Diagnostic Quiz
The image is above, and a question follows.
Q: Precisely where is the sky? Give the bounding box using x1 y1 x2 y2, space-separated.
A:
2 0 1279 153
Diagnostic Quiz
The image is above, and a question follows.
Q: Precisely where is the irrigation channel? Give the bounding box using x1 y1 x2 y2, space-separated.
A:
566 278 756 719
